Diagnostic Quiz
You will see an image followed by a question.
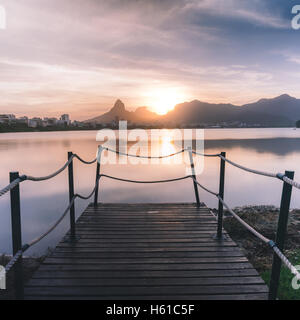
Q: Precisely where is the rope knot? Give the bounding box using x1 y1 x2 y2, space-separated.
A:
268 240 276 248
276 173 285 181
19 175 27 181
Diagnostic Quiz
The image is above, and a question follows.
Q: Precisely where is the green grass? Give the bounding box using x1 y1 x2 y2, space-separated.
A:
261 250 300 300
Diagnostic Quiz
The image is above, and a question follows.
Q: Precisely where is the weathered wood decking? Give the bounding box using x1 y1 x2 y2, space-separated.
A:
25 203 268 300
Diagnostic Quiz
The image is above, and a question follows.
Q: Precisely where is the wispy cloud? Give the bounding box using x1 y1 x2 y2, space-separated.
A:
0 0 297 119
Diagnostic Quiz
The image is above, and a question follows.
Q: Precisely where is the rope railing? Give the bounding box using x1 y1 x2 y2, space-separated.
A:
101 146 300 189
2 145 300 300
191 177 300 284
282 175 300 190
2 152 98 293
218 153 278 178
99 173 192 184
0 154 97 197
73 154 97 165
5 177 99 274
220 196 300 282
0 176 25 197
102 146 185 159
26 155 75 182
192 150 222 157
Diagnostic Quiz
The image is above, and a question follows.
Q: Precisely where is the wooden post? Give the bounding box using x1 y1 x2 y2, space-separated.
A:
9 172 24 300
268 170 294 300
94 146 103 206
68 152 76 239
216 152 226 240
94 160 101 208
188 147 200 207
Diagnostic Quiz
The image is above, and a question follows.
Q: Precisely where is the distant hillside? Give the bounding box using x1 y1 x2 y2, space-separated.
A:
242 94 300 121
86 95 299 127
86 99 159 124
162 98 292 126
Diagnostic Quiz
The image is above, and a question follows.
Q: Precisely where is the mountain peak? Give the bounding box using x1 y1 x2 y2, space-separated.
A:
275 94 294 100
111 99 126 112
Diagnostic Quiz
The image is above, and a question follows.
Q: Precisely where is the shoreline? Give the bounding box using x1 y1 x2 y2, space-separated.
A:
0 126 296 134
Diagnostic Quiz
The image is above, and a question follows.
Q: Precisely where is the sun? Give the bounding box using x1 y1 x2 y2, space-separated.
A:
145 88 186 115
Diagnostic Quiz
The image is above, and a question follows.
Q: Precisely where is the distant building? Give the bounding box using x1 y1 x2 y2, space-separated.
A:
18 116 28 123
31 117 43 126
28 119 38 128
43 117 58 126
73 120 84 127
0 114 16 123
60 114 70 126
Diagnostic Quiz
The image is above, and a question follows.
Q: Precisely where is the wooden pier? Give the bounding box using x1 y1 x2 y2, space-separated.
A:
24 203 268 300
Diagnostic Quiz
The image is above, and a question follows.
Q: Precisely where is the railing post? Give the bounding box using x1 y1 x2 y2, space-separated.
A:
188 147 200 207
68 152 76 240
268 170 294 300
9 172 24 300
94 146 103 207
216 152 226 240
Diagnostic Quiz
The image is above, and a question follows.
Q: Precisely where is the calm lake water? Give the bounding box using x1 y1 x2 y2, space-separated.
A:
0 128 300 256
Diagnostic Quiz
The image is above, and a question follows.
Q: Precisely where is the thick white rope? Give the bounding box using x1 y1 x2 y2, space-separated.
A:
192 150 221 157
27 154 97 182
282 176 300 190
272 245 300 281
217 196 270 243
0 177 23 197
217 195 300 280
219 154 277 178
192 175 300 281
27 196 76 247
26 155 75 181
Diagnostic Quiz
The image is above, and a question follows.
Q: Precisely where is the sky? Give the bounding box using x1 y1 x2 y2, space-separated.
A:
0 0 300 119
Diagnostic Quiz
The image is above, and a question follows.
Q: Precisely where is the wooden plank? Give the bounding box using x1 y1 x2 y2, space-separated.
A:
27 276 265 287
63 238 232 244
42 257 248 264
24 284 268 296
31 269 260 279
50 251 245 258
36 262 254 271
56 242 238 248
25 203 268 300
53 246 241 253
69 232 222 238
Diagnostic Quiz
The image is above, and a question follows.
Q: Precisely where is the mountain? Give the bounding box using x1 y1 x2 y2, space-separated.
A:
162 94 298 126
86 99 159 123
242 94 300 121
162 98 292 126
86 95 300 126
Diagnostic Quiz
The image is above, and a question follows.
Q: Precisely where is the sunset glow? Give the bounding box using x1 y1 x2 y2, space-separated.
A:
144 88 187 115
0 1 299 120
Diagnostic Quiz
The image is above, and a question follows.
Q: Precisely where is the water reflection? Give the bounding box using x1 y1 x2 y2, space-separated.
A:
0 129 299 256
205 138 300 156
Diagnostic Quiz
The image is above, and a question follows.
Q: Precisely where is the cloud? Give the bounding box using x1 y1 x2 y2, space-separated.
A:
183 0 289 29
0 0 297 119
